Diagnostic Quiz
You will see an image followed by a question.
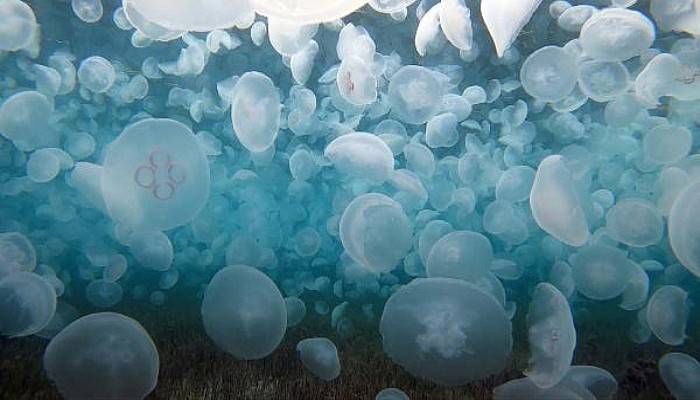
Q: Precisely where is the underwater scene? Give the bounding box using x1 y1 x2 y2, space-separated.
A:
1 0 700 399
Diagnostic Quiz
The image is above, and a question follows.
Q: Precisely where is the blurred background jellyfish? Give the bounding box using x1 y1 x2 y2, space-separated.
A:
0 271 56 337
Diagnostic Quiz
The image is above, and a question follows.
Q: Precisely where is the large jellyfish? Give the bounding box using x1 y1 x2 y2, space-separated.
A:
481 0 543 57
646 285 689 346
426 230 493 282
102 118 210 231
571 245 635 301
253 0 369 24
0 91 59 151
669 179 700 278
579 8 655 62
526 283 576 389
230 72 281 153
324 132 394 182
201 265 287 360
388 66 442 124
297 337 341 381
520 46 578 103
658 352 700 400
339 193 412 274
380 278 512 386
123 0 253 32
0 271 56 337
0 0 37 51
0 232 36 278
43 312 159 400
36 301 79 340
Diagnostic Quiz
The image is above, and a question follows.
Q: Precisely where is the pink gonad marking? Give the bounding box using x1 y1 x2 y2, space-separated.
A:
133 150 188 201
345 71 355 92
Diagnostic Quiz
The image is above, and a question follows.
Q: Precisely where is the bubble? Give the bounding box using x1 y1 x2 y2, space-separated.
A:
659 352 700 400
646 285 689 346
579 8 655 61
297 337 341 381
0 0 37 51
325 132 395 182
388 66 442 124
201 265 286 360
0 271 56 337
520 46 578 102
43 312 159 400
231 72 281 153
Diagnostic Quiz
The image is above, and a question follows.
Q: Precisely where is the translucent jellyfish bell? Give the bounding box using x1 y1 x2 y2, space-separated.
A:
201 265 287 360
520 46 578 102
380 278 512 386
388 66 443 124
0 0 37 51
77 56 116 93
339 193 412 274
369 0 417 13
494 376 594 400
526 283 576 389
0 272 56 337
324 132 394 182
646 285 689 346
102 118 210 232
128 230 174 271
481 0 543 57
296 337 341 381
0 91 59 151
426 230 493 282
337 56 378 106
43 312 159 400
375 388 410 400
605 199 663 247
571 245 634 301
123 0 253 32
659 352 700 400
231 72 281 153
565 366 618 400
0 232 36 278
71 0 103 23
579 8 655 62
577 60 631 102
669 180 700 278
253 0 369 24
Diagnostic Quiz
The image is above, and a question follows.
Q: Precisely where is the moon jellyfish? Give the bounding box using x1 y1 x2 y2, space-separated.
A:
577 60 630 102
0 91 58 151
201 265 286 360
669 180 700 278
520 46 578 102
121 0 184 42
650 0 700 35
253 0 369 24
565 366 618 400
426 231 493 282
231 72 281 153
388 66 442 124
619 262 649 311
43 312 159 400
380 278 512 386
642 124 692 165
71 0 103 23
128 230 174 271
102 118 210 231
605 198 663 248
414 3 441 57
268 19 318 56
481 0 543 57
124 0 252 32
296 337 341 381
0 272 56 337
646 285 689 346
85 279 123 308
530 155 590 247
439 0 473 52
526 283 576 389
340 193 412 274
285 296 306 327
77 56 115 93
369 0 416 13
376 388 410 400
635 53 700 106
659 352 700 400
27 148 62 183
0 0 37 51
494 376 594 400
324 132 394 182
425 113 459 149
337 56 377 106
571 245 634 301
579 8 655 62
0 232 36 278
36 301 79 339
496 165 536 203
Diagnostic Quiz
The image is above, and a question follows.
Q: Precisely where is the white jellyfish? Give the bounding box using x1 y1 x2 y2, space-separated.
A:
101 118 210 231
494 376 594 400
26 148 63 183
571 245 634 301
380 278 512 386
526 283 576 389
337 56 378 106
520 46 578 102
121 0 184 41
85 279 124 308
44 312 159 400
77 56 116 93
375 388 410 400
557 5 597 33
530 155 590 247
564 366 618 400
426 230 493 282
440 0 473 52
0 232 36 278
339 193 412 274
253 0 369 24
605 199 663 247
650 0 700 35
577 60 630 102
388 66 442 124
297 337 341 381
669 180 700 278
425 113 459 149
128 230 173 271
337 23 375 62
285 296 306 327
481 0 543 57
496 166 536 203
123 0 252 32
0 91 59 151
0 271 56 337
36 301 79 340
414 3 442 57
0 0 37 51
267 18 318 56
642 124 692 165
579 8 655 62
71 0 103 23
635 53 700 107
231 72 281 153
646 285 689 346
291 40 319 85
251 21 267 46
324 132 394 182
619 262 649 311
369 0 417 13
659 352 700 400
201 265 286 360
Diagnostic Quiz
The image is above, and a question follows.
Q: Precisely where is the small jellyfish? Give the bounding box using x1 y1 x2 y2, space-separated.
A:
426 231 493 282
297 337 341 381
380 278 512 386
0 271 56 337
369 0 417 13
125 0 253 32
388 65 442 124
440 0 473 52
494 376 594 400
642 124 692 165
231 72 281 153
85 279 124 308
337 23 376 62
35 301 79 340
659 352 700 400
530 155 590 247
77 56 116 93
646 285 689 346
526 283 576 389
669 180 700 278
564 366 618 400
43 312 159 400
0 0 37 51
340 193 412 274
619 262 649 311
605 199 663 247
102 118 210 231
128 230 174 271
250 21 267 46
324 132 395 182
577 60 630 102
284 296 306 327
579 8 655 62
481 0 543 57
0 91 59 151
520 46 578 102
557 5 597 33
71 0 103 23
496 166 536 203
571 245 634 301
375 388 410 400
201 265 286 360
0 232 36 278
337 56 378 106
425 113 459 149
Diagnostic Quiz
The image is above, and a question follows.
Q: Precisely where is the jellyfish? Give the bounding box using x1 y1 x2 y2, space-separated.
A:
520 46 578 102
128 230 174 271
337 23 376 62
375 388 410 400
669 180 700 278
565 366 618 400
440 0 473 52
659 352 700 400
635 53 700 106
494 376 594 400
291 40 319 85
650 0 700 35
605 199 663 248
496 166 536 203
0 0 37 51
71 0 103 23
0 232 36 278
123 0 252 32
43 312 159 400
414 3 441 57
250 21 267 46
571 245 634 301
619 262 649 311
284 297 306 327
642 124 692 165
426 231 493 282
337 56 378 106
577 60 631 102
101 118 210 231
231 72 281 153
201 265 286 360
481 0 543 57
293 227 321 257
369 0 417 13
0 271 56 337
0 91 59 151
557 5 597 33
267 18 318 56
530 155 590 247
253 0 369 24
579 8 655 62
26 148 63 183
121 0 184 41
380 278 512 386
646 285 689 346
339 193 412 274
36 301 79 340
526 283 576 389
77 56 116 93
85 279 124 308
388 66 442 124
425 113 459 149
297 337 341 381
325 132 394 182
